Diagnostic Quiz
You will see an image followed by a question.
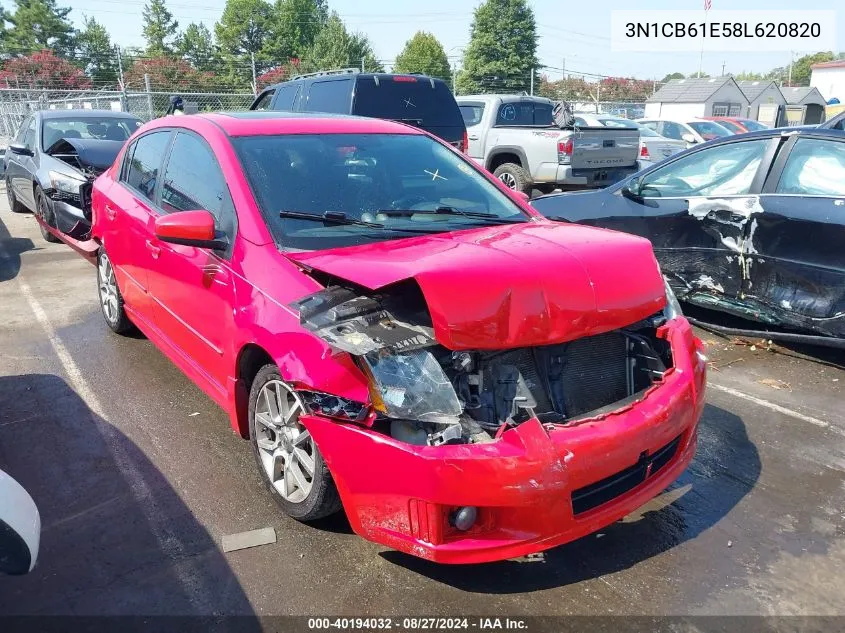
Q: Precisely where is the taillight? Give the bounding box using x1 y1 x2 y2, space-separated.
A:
557 138 573 164
392 75 417 82
640 144 650 159
460 129 469 153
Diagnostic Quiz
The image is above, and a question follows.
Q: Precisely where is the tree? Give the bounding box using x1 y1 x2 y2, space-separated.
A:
265 0 328 62
393 31 451 82
0 49 91 88
537 75 592 101
301 12 382 73
660 72 684 82
788 51 834 86
734 70 766 81
142 0 179 56
177 22 218 71
597 77 653 101
1 0 76 58
256 65 289 89
456 0 538 94
215 0 273 84
77 16 117 86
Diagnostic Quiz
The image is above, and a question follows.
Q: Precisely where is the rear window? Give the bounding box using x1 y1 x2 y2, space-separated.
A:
741 120 769 132
715 119 743 134
353 77 464 128
496 102 553 127
305 79 352 114
688 121 734 140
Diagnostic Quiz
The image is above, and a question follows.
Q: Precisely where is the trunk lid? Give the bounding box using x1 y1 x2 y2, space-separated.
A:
570 127 640 170
287 222 665 350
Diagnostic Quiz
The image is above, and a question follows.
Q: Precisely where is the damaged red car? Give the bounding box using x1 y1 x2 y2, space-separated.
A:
85 112 706 563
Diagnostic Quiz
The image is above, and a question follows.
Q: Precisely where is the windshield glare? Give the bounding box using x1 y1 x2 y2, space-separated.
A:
234 133 528 250
42 117 141 150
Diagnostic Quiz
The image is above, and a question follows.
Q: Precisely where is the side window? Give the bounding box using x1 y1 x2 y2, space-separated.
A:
459 104 485 127
122 131 171 203
639 139 770 198
160 132 236 238
273 84 299 111
305 79 352 114
776 138 845 197
252 89 275 111
659 122 685 141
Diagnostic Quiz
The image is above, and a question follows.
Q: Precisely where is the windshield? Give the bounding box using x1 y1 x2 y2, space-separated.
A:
639 126 661 137
741 119 770 132
353 78 464 130
598 117 639 128
42 116 142 150
688 121 733 140
233 133 529 250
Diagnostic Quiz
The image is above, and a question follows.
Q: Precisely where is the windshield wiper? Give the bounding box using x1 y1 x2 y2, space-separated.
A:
376 206 527 223
278 210 442 233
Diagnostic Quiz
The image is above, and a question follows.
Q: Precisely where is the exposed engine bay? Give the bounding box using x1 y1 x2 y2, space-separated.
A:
293 281 673 446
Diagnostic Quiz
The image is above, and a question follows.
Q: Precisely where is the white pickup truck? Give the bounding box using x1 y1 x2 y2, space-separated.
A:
457 95 642 195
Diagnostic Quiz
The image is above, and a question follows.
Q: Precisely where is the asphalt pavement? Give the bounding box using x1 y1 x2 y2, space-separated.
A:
1 197 844 619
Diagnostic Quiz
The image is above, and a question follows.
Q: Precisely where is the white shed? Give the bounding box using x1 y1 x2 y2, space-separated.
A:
645 77 749 119
781 86 828 125
810 60 845 103
737 80 786 123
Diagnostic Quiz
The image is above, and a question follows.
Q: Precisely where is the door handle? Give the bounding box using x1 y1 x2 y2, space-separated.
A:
145 239 161 259
468 135 479 141
104 204 117 220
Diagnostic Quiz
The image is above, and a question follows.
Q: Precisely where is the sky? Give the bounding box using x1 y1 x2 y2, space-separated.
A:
10 0 845 80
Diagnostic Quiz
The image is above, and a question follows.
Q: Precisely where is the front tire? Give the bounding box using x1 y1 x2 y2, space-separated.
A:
493 163 532 195
97 249 134 334
249 364 342 521
5 178 27 213
35 186 60 243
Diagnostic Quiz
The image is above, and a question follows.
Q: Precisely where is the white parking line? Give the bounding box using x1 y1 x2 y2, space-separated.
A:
708 382 830 429
1 236 212 613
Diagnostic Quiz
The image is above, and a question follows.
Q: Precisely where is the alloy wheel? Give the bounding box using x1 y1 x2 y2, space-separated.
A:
253 380 315 503
498 172 517 189
98 254 119 325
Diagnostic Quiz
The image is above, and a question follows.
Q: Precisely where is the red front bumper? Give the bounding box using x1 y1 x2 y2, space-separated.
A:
304 318 707 564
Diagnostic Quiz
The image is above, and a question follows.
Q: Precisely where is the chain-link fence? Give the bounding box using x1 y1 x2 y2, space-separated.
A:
0 88 255 139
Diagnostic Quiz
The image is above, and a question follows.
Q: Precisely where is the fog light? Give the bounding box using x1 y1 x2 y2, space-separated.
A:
450 506 478 531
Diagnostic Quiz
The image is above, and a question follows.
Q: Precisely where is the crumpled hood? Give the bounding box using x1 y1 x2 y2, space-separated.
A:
46 137 125 172
288 222 666 350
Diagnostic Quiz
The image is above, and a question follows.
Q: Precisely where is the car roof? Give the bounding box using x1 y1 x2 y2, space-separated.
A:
457 94 553 104
267 72 446 88
197 111 426 137
39 109 140 121
686 127 845 144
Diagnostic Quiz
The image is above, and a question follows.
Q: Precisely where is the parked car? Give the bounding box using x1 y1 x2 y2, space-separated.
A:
819 110 845 130
250 68 467 152
532 128 845 339
573 113 686 164
457 95 642 195
51 111 707 564
637 117 733 148
702 116 770 134
3 110 142 243
0 469 40 575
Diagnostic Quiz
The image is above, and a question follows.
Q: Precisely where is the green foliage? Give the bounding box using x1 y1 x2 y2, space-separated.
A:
76 16 117 86
142 0 179 56
0 48 90 88
788 51 834 86
300 12 382 73
177 22 218 72
393 31 451 82
456 0 538 94
215 0 273 85
661 72 685 82
733 70 765 81
266 0 328 62
1 0 76 57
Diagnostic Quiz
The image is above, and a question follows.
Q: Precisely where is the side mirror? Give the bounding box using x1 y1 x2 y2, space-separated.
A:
0 470 41 575
681 133 697 144
621 177 644 203
8 143 33 157
154 210 228 250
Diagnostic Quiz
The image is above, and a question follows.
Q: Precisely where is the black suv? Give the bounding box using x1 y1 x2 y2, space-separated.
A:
251 69 467 151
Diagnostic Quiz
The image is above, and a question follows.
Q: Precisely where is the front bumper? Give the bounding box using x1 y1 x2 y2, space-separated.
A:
303 318 706 564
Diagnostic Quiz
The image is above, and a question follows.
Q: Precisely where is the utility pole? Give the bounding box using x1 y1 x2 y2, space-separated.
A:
530 68 534 95
143 73 153 120
562 57 566 81
115 46 125 89
361 57 365 72
250 52 257 96
787 51 794 87
452 62 456 93
722 60 726 77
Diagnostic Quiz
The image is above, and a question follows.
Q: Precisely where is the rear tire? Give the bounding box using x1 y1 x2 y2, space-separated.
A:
493 163 533 196
5 178 27 213
97 249 134 334
248 364 342 521
35 186 61 243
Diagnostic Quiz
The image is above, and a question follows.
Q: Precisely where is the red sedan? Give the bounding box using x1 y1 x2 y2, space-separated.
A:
75 112 705 563
703 116 770 134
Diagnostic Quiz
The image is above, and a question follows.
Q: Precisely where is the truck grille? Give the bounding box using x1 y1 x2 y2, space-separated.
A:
571 434 681 516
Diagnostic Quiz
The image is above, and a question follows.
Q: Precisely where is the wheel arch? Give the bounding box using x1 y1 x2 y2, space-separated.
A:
487 148 528 172
233 343 276 438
